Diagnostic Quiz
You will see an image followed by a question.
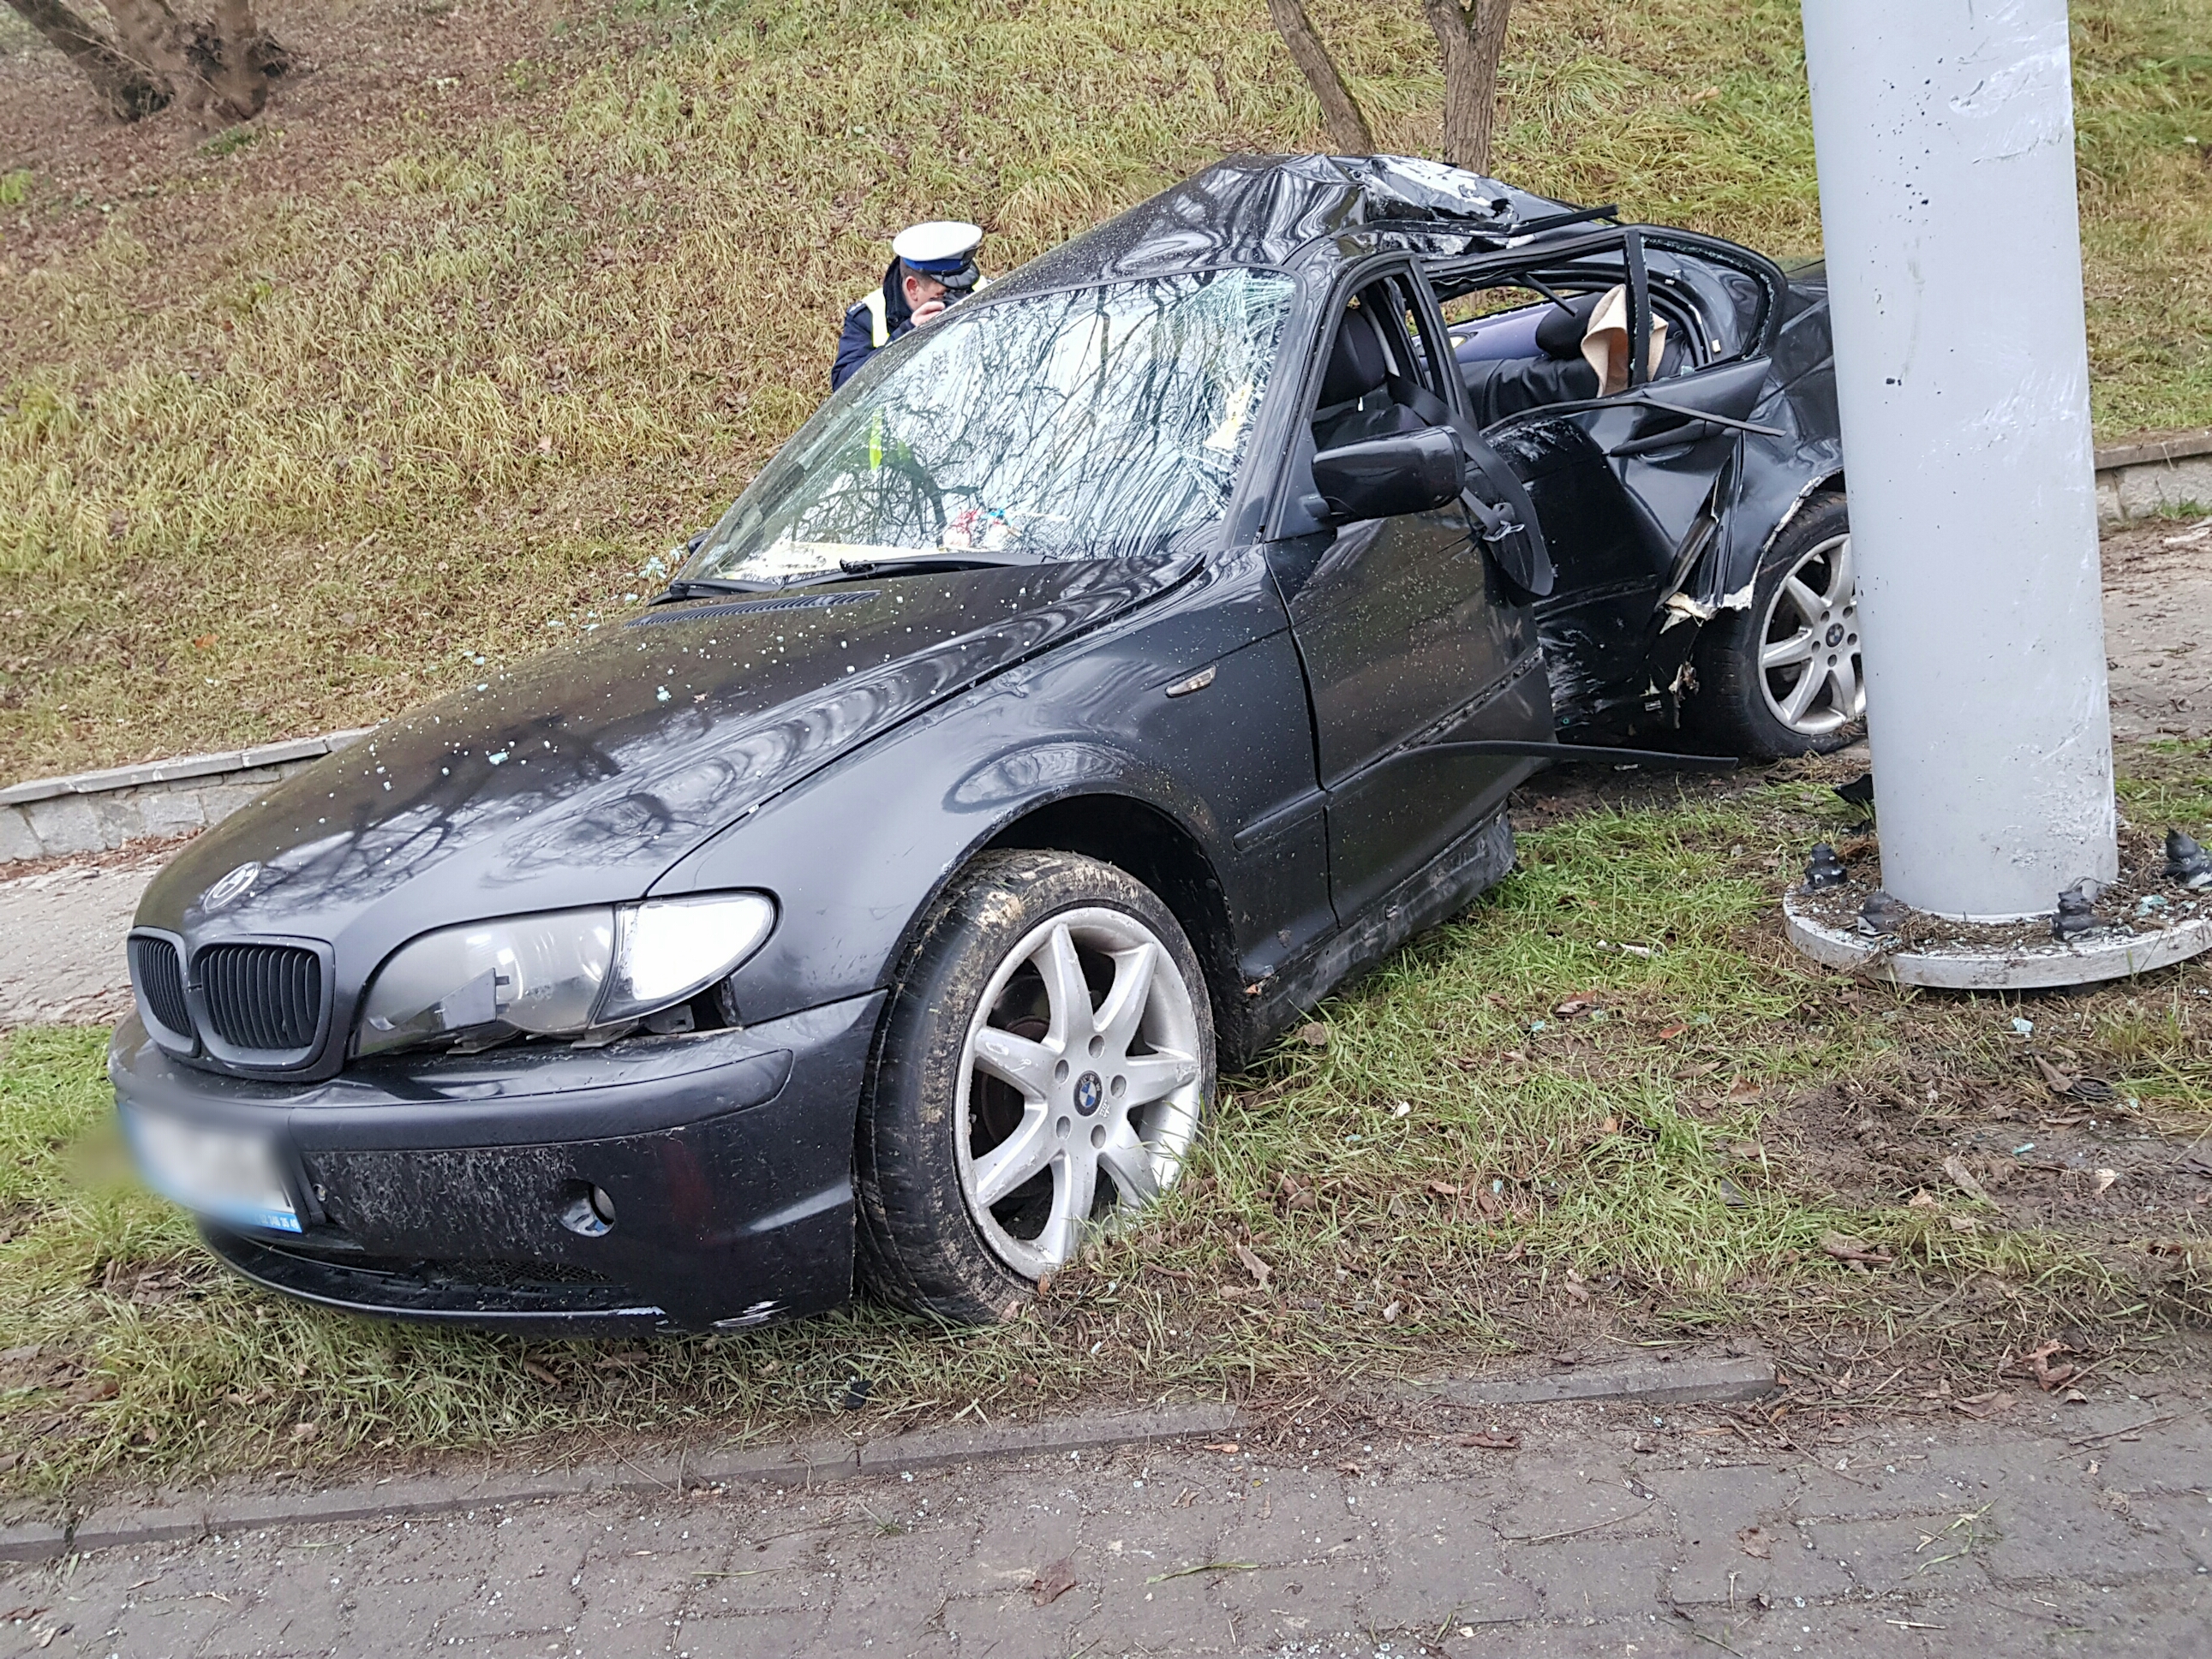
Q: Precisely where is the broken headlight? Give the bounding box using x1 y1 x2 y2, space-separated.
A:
355 892 776 1058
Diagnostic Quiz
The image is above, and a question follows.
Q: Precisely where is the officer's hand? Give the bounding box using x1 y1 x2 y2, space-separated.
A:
911 298 948 327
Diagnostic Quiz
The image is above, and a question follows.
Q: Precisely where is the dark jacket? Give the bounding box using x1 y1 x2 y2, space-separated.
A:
831 260 915 391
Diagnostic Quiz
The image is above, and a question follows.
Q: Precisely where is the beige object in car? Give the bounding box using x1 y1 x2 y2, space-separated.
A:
1581 283 1668 396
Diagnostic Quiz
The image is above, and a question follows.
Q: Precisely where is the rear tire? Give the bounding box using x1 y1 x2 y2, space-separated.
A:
1688 492 1862 760
855 850 1214 1325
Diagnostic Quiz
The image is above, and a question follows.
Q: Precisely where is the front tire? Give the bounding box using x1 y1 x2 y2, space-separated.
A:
1689 492 1862 759
855 850 1214 1324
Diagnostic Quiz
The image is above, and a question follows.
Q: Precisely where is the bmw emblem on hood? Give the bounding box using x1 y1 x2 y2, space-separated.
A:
200 862 263 913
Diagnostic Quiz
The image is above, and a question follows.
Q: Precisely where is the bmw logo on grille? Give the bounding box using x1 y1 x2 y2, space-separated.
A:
200 861 263 913
1073 1071 1104 1116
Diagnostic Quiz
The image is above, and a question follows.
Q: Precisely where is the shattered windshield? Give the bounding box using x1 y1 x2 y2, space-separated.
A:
685 269 1294 584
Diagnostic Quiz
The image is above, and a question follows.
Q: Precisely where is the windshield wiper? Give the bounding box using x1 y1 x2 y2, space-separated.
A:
650 552 1041 604
832 551 1039 578
649 576 782 604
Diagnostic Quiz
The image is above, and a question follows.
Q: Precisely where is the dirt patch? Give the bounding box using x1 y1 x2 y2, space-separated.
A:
1778 1064 2212 1241
2103 515 2212 741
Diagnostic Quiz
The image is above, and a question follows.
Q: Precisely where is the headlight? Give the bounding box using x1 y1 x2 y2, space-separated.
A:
357 892 776 1058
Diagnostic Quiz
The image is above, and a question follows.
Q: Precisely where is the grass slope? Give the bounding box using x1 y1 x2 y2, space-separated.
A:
4 753 2209 1498
1 0 2209 779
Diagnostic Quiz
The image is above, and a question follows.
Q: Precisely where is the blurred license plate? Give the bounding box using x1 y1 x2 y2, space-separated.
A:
123 1107 301 1234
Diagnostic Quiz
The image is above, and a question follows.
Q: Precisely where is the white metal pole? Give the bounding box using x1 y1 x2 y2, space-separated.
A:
1800 0 2115 922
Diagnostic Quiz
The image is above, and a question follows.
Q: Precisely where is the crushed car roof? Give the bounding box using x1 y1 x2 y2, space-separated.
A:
987 154 1579 296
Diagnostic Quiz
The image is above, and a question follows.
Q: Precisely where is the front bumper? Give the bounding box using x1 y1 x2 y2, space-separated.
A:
109 994 884 1334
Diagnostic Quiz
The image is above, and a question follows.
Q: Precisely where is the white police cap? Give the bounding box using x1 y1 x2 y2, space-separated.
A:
891 220 983 277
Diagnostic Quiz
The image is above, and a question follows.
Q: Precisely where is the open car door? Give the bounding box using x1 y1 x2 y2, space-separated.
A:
1424 229 1784 740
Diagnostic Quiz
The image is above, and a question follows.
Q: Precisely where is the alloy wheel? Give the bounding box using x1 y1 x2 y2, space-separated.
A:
1756 531 1863 737
953 907 1204 1280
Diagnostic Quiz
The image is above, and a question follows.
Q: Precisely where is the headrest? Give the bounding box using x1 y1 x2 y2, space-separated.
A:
1320 306 1391 406
1535 292 1605 360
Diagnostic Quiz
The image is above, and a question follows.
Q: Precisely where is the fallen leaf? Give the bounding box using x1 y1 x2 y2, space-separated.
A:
1335 1459 1363 1476
1453 1430 1520 1450
1942 1154 1991 1203
1275 1172 1315 1212
290 1420 319 1441
1233 1243 1271 1288
2062 1387 2089 1404
1949 1215 1978 1234
66 1376 118 1404
1954 1391 2017 1419
1200 1441 1240 1454
2033 1055 2076 1095
1561 1268 1590 1304
1297 1023 1330 1049
1737 1525 1772 1560
1724 1078 1763 1103
191 634 214 649
1426 1180 1461 1197
1553 994 1599 1018
1820 1232 1893 1266
1907 1190 1940 1209
523 1359 559 1386
2021 1340 2075 1392
1029 1556 1078 1607
1381 1299 1402 1322
1657 1023 1689 1041
2095 1168 2118 1194
1599 1115 1619 1135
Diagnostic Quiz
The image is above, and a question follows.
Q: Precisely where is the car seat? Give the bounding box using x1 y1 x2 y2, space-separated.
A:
1463 295 1604 426
1312 305 1433 451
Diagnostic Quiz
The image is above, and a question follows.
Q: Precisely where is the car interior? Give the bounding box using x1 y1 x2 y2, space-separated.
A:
1443 272 1708 427
1310 275 1452 454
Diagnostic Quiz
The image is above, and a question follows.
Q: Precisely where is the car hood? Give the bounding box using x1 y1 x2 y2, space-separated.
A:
138 555 1191 945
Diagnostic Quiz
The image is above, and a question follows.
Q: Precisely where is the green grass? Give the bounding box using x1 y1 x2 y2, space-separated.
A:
6 762 2209 1499
1 0 2209 781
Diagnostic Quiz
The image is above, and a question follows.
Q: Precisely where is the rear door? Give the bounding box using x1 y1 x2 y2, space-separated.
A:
1266 263 1551 922
1427 230 1783 736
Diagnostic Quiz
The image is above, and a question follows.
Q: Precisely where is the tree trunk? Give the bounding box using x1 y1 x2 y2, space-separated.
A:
1264 0 1373 154
1420 0 1515 174
3 0 172 119
7 0 288 123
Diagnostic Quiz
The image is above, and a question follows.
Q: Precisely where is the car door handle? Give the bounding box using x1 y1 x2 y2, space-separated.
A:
1611 416 1722 457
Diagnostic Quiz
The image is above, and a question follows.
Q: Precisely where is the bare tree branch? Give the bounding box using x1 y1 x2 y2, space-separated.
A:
1264 0 1373 154
1420 0 1516 174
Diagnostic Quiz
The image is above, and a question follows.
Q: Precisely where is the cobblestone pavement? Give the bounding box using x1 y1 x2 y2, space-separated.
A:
3 1383 2209 1657
0 850 164 1029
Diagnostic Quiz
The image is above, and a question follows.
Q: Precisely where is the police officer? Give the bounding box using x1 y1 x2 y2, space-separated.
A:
831 221 985 391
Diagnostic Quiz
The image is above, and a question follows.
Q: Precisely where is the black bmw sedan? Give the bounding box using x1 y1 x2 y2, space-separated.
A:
113 155 1850 1334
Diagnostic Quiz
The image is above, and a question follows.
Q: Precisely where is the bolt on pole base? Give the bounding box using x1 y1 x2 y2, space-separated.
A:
1782 890 2212 990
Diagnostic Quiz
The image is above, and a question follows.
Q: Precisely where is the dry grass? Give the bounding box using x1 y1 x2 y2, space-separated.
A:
3 751 2210 1499
0 0 2209 780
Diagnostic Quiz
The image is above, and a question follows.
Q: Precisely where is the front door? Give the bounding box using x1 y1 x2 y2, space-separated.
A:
1268 266 1551 923
1429 231 1779 736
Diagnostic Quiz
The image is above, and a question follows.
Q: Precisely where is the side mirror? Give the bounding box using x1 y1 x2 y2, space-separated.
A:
1310 426 1466 522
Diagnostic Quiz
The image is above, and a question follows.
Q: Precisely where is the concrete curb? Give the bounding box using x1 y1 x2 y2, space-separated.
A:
2 1354 1773 1563
2096 427 2212 527
0 729 374 865
1405 1353 1776 1410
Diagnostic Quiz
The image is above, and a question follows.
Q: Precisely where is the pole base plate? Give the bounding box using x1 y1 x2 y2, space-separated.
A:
1783 890 2212 989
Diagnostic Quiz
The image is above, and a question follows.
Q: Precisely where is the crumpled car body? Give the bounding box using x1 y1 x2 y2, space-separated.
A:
111 155 1841 1334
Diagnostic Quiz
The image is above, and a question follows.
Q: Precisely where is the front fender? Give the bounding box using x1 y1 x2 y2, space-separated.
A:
651 547 1323 1029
